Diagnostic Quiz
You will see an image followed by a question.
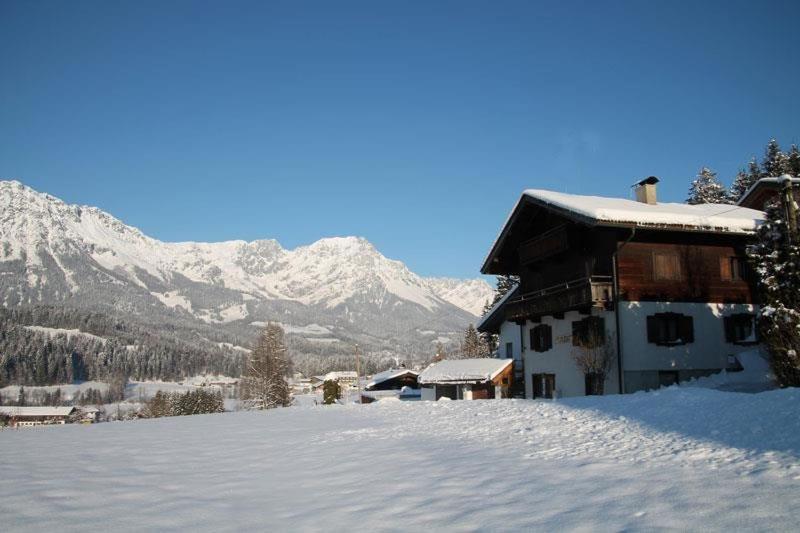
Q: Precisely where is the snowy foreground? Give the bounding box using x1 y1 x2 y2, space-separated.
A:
2 388 799 531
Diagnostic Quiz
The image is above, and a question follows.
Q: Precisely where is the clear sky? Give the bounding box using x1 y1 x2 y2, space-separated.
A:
1 1 798 279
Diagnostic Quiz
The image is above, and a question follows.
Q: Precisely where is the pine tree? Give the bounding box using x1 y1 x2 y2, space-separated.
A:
686 167 731 205
729 158 764 203
322 379 340 405
240 323 292 409
763 139 790 177
458 324 490 359
483 275 520 315
17 386 26 407
787 144 800 177
747 183 800 387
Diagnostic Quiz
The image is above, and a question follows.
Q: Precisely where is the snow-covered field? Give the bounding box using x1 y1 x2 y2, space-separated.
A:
1 388 799 531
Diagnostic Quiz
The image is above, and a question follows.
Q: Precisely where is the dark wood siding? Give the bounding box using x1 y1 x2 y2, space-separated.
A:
617 242 754 303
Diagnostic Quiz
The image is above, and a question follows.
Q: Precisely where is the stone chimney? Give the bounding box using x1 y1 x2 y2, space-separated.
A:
633 176 659 205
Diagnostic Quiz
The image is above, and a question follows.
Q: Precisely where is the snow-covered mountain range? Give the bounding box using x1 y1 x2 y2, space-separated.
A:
0 180 494 360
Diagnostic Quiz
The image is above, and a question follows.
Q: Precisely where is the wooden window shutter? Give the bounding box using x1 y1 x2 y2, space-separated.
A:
679 315 694 343
646 315 658 343
529 328 536 351
720 256 732 281
545 325 553 350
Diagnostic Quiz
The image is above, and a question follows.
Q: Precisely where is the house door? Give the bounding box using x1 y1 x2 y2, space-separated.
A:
532 374 555 399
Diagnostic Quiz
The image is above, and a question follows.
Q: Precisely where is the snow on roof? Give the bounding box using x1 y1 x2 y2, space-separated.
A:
482 189 765 273
737 175 800 206
522 189 763 233
0 406 76 417
365 368 419 389
418 358 513 384
324 371 358 381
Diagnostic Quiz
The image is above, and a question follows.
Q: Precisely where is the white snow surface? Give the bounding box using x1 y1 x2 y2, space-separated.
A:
418 358 512 384
22 326 107 344
1 388 799 531
523 189 764 233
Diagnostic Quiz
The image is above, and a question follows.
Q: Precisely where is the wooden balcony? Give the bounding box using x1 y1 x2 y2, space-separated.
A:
505 276 613 322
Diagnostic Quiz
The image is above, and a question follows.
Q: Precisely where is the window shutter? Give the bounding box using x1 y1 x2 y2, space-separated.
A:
646 315 658 343
679 315 694 343
545 325 553 351
572 321 581 346
529 328 536 351
723 316 733 342
720 256 732 281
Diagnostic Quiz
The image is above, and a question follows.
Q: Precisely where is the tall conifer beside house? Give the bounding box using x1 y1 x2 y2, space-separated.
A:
459 324 490 359
241 323 292 409
748 181 800 387
729 158 763 202
686 167 731 205
762 139 790 177
787 144 800 176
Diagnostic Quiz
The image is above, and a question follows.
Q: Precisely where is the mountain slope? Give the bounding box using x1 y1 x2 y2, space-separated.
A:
0 180 494 363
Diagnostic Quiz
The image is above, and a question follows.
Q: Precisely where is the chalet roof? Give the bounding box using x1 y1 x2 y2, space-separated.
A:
365 368 419 390
737 175 800 209
418 358 512 384
0 406 76 417
476 285 518 334
482 189 765 273
324 371 358 381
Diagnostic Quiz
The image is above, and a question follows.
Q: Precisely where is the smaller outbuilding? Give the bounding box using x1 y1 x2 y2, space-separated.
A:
364 368 419 391
418 359 514 401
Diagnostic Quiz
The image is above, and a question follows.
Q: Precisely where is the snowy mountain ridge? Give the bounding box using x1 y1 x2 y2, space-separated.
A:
0 180 493 358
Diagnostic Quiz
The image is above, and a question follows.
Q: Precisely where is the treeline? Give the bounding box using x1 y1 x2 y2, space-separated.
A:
0 306 245 387
686 139 800 205
140 389 225 418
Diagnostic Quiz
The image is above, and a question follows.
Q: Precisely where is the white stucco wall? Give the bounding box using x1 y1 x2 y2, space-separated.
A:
618 301 757 392
497 321 522 362
521 310 620 399
420 385 436 401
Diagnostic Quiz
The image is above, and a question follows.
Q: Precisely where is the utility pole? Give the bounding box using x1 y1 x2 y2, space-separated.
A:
781 175 797 242
354 343 361 404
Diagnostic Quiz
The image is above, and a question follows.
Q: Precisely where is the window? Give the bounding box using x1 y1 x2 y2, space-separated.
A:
572 316 605 348
530 324 553 353
646 313 694 345
724 313 757 344
505 342 513 359
720 256 748 281
653 252 681 281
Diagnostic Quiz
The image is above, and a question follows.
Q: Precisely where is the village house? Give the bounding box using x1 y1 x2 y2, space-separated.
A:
418 358 513 400
478 178 765 398
323 371 359 390
0 406 78 427
360 368 421 403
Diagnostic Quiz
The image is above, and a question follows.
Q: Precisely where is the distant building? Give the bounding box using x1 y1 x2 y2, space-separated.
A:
323 371 359 389
364 368 419 391
0 406 77 427
418 359 514 400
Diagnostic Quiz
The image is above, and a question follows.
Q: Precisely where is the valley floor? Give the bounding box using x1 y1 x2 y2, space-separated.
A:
1 387 799 531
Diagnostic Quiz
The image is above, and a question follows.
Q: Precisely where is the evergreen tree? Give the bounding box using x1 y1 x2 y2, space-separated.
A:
748 182 800 387
686 167 730 205
240 323 292 409
482 275 520 317
787 144 800 177
458 324 490 359
17 386 26 407
322 379 340 405
762 139 790 177
729 158 763 202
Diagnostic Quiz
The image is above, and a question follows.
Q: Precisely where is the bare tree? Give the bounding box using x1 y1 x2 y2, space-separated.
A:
571 329 616 395
240 323 292 409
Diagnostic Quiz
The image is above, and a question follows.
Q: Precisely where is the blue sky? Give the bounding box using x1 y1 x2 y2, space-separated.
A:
1 1 798 279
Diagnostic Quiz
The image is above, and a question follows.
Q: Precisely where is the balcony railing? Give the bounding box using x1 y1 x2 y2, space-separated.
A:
505 276 613 321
